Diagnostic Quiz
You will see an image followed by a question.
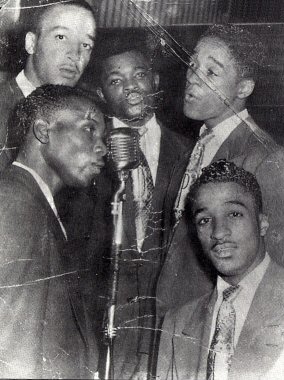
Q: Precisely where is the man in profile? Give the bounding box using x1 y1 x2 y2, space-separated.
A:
0 0 97 168
157 160 284 380
0 84 106 378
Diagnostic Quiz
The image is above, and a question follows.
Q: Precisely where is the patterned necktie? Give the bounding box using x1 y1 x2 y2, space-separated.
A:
174 129 214 222
131 149 154 252
207 285 241 380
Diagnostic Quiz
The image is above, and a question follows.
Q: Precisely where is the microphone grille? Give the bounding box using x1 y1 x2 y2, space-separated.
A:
107 128 140 171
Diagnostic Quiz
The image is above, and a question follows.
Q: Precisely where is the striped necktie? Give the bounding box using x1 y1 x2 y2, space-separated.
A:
131 149 154 252
207 285 241 380
174 129 214 222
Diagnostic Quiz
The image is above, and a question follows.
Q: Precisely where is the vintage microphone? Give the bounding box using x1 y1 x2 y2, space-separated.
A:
104 127 140 380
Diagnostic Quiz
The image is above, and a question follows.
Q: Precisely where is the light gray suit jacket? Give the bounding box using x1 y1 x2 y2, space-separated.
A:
157 260 284 380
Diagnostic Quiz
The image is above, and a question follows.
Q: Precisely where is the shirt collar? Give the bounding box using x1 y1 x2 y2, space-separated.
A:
15 70 36 98
200 109 249 140
216 252 270 297
12 161 67 239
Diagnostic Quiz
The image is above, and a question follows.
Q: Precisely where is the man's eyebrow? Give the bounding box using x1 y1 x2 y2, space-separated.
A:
225 200 247 208
193 207 207 218
208 56 224 69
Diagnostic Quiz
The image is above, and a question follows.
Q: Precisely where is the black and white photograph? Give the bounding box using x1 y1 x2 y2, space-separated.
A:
0 0 283 379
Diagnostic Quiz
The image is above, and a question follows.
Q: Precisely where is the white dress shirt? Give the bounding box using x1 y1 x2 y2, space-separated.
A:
209 253 270 348
200 109 250 168
12 161 67 239
112 115 161 184
15 69 36 98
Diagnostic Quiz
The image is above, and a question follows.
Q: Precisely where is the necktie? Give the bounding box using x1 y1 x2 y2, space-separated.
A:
131 149 154 252
207 285 241 380
174 129 214 222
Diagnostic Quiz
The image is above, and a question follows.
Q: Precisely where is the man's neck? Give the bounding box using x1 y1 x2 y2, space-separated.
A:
16 153 62 196
24 62 42 88
117 112 155 128
205 105 246 131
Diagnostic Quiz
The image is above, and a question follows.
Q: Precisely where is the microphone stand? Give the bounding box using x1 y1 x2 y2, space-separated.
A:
104 170 129 380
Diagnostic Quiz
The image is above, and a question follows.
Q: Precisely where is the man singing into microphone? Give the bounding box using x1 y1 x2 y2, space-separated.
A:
93 35 189 379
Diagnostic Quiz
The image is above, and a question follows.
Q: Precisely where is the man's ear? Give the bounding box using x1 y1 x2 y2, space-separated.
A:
25 32 37 55
259 213 269 237
33 119 50 144
96 87 106 103
237 78 255 99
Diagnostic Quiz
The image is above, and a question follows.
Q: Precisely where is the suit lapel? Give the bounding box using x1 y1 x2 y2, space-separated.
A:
8 165 66 244
8 78 25 101
211 121 253 163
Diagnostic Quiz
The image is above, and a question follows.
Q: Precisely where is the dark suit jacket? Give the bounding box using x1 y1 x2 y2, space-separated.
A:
156 116 284 317
157 260 284 380
0 165 98 378
90 120 191 378
0 78 24 170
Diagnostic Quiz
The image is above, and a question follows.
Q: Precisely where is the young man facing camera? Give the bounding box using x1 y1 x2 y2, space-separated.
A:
157 160 284 380
0 85 106 378
157 24 284 318
94 37 190 379
0 0 97 168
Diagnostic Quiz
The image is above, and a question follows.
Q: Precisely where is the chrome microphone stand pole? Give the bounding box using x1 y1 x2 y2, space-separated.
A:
104 170 129 380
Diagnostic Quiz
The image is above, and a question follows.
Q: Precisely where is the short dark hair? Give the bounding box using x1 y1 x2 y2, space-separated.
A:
201 24 267 80
28 0 97 35
8 84 96 146
93 31 157 85
186 159 263 215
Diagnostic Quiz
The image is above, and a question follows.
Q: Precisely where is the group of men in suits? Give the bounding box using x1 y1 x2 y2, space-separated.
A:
91 24 284 380
0 2 284 378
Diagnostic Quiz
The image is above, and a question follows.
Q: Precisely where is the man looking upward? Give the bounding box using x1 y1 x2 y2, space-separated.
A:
157 24 284 318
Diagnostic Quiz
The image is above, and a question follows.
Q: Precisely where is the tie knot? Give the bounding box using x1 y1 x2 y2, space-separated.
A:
222 285 240 302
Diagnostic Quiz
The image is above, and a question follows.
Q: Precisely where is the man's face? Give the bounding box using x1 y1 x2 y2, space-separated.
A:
98 50 159 125
26 4 96 87
44 98 106 188
192 182 268 284
184 37 242 128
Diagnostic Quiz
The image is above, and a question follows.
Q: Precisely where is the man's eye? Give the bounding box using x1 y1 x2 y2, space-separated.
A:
229 211 243 218
82 42 93 51
196 217 211 226
136 72 146 79
110 79 121 85
55 35 66 41
207 68 217 77
85 126 96 134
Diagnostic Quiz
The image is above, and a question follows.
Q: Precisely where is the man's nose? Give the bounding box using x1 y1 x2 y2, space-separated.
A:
210 219 231 241
124 78 139 92
67 42 82 63
186 66 203 86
